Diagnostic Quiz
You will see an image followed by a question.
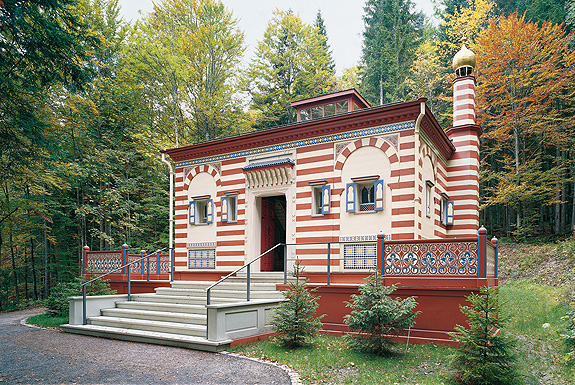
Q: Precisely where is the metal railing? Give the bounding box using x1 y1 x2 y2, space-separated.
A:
80 247 169 325
205 231 498 308
206 243 283 306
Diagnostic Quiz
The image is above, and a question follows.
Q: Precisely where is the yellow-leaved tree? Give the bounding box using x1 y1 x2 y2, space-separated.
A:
475 13 575 236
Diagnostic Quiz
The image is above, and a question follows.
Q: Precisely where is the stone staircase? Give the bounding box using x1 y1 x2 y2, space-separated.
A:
62 272 286 352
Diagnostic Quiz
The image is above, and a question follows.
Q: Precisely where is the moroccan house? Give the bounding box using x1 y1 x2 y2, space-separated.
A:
66 43 497 350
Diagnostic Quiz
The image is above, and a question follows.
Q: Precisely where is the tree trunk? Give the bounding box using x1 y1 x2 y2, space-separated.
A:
9 226 19 303
572 168 575 234
555 148 561 234
379 72 383 106
30 232 38 300
43 184 49 299
514 127 521 229
561 151 566 231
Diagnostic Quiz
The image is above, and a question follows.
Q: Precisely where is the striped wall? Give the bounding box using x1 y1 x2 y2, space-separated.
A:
453 77 476 127
173 114 480 273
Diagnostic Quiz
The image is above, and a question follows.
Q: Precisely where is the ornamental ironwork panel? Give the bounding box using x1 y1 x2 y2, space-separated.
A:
384 241 478 276
128 255 143 274
344 243 377 269
188 249 216 269
128 254 171 275
85 253 122 273
159 254 171 274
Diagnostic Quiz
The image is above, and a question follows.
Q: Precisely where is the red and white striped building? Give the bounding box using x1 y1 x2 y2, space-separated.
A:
163 44 482 282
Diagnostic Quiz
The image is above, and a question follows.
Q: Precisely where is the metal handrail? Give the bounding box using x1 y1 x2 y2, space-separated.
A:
81 247 169 325
206 243 283 305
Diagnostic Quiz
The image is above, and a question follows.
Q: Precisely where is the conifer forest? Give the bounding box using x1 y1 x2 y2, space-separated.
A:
1 0 575 310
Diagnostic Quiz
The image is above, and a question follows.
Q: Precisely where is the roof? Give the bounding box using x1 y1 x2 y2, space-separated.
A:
290 89 371 109
242 158 295 171
162 98 455 164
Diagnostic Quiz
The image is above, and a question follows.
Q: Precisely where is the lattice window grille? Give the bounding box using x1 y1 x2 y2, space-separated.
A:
344 243 377 269
188 249 216 269
359 203 374 212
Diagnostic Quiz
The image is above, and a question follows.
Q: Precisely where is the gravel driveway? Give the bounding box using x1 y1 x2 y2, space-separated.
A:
0 308 292 384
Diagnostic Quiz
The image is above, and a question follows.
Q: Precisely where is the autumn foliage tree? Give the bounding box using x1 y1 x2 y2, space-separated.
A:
475 14 575 237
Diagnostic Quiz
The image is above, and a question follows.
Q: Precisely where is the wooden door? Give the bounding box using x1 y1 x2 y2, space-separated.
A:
261 199 275 271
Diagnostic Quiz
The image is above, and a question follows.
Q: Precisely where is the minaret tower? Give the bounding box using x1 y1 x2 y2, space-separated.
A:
452 40 477 126
445 39 482 236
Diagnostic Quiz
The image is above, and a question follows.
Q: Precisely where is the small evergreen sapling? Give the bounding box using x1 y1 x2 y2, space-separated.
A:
561 309 575 363
344 272 419 355
46 276 116 316
271 261 325 348
448 286 520 385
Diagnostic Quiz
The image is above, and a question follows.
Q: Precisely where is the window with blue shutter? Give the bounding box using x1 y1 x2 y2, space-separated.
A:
346 183 356 212
221 196 228 222
374 179 384 211
206 199 214 224
188 201 196 225
446 201 455 225
321 184 331 214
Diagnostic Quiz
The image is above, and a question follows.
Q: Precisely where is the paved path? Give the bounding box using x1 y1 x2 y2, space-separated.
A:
0 308 292 385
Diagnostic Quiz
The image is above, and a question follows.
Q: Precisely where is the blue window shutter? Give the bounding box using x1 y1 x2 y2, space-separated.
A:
188 201 195 225
374 179 384 211
346 183 356 213
206 199 214 224
446 201 455 225
321 185 331 214
221 196 228 222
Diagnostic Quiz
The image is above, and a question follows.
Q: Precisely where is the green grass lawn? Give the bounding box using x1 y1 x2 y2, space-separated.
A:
232 282 575 384
499 281 574 384
233 334 452 384
26 313 68 328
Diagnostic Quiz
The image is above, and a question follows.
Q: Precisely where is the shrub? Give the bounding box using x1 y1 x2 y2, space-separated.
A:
271 261 325 348
448 285 520 385
46 276 116 316
344 272 419 355
561 309 575 363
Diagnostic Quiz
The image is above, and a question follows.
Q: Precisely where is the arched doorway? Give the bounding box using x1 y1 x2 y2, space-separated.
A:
260 196 286 272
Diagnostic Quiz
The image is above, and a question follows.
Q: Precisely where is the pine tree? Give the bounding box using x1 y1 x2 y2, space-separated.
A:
344 272 419 355
448 286 520 385
314 10 335 74
271 261 325 348
245 10 337 128
360 0 423 105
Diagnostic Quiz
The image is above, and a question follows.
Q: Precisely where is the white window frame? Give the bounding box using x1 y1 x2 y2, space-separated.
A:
347 176 384 214
189 195 213 225
221 191 238 223
309 181 330 216
440 193 454 226
425 180 434 218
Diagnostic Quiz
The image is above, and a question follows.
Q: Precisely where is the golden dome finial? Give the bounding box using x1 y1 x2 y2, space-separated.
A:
452 35 476 76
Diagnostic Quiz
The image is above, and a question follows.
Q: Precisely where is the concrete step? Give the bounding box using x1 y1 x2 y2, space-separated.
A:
232 272 289 283
61 324 230 352
88 316 206 337
155 287 283 300
171 280 279 291
101 308 206 325
130 294 243 306
115 301 207 315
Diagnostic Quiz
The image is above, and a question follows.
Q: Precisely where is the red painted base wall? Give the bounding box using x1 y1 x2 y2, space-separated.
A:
278 277 498 345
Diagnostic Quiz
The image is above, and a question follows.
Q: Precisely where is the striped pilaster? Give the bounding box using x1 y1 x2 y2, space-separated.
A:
295 143 339 272
216 158 246 268
391 130 417 240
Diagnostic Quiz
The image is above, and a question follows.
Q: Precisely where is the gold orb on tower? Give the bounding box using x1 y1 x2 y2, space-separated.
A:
452 37 476 77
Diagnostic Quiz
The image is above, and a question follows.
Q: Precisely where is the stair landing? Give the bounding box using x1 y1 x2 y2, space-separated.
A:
62 273 286 352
